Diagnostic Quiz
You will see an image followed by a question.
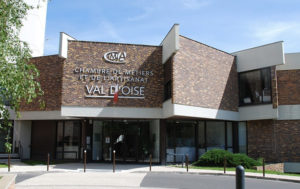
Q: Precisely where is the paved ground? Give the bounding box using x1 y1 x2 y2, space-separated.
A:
0 161 300 189
12 172 300 189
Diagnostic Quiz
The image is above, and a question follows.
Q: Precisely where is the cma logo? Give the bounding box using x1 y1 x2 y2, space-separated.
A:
104 51 127 64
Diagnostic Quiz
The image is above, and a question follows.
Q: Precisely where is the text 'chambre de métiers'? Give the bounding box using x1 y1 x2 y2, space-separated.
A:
73 67 154 97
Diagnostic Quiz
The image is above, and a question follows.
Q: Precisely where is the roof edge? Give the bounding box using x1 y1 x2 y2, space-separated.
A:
231 41 284 54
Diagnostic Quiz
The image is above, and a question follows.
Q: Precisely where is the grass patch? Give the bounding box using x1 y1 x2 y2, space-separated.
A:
171 165 300 177
22 160 76 165
0 163 8 168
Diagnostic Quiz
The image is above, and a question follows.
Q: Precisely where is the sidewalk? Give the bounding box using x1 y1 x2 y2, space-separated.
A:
0 161 300 183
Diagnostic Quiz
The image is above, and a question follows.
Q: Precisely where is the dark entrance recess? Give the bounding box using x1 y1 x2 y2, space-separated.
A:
31 120 56 160
93 120 155 163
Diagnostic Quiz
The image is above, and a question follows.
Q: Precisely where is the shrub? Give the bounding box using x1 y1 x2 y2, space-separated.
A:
192 149 232 167
227 153 261 168
192 149 261 169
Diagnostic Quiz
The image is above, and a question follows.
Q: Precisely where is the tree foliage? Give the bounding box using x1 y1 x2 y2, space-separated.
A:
0 0 44 153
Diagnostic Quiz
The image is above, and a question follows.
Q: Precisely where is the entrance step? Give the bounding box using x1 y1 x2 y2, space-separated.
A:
0 153 20 159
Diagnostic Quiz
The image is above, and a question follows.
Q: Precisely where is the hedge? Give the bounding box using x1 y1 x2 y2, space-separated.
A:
192 149 261 169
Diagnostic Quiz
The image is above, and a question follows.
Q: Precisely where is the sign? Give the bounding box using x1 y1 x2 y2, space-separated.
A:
105 137 110 144
86 136 91 145
104 51 126 64
73 67 154 100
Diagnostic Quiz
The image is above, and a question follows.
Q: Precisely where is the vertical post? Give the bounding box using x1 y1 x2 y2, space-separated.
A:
185 154 189 172
47 153 50 171
224 156 227 174
149 154 152 171
236 165 245 189
263 158 265 177
8 154 10 172
84 150 87 173
113 150 116 173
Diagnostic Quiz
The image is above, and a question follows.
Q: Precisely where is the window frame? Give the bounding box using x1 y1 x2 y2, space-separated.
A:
238 67 272 106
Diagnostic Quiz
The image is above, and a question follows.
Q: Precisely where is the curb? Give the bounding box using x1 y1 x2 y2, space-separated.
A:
133 171 300 184
0 174 17 189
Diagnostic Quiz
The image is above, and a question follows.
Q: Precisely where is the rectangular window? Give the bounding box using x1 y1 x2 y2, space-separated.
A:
197 121 206 156
92 121 103 161
56 121 81 160
166 121 196 162
164 81 172 101
239 68 272 106
226 122 233 152
163 57 172 101
238 122 247 154
206 121 225 150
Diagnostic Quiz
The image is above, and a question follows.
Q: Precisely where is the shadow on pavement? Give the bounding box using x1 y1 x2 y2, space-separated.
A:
52 162 149 172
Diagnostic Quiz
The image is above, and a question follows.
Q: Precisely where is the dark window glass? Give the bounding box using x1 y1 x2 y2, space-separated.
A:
163 57 172 101
226 122 233 152
238 122 247 154
206 121 225 150
166 121 196 162
239 68 272 106
56 121 81 160
164 81 172 101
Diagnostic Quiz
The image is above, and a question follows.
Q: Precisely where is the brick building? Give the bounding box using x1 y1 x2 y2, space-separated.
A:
6 24 300 163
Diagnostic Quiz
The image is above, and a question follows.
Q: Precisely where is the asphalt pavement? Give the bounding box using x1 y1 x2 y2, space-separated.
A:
14 171 300 189
0 162 300 189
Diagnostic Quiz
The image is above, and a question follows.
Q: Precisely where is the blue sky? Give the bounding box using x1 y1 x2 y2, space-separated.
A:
44 0 300 55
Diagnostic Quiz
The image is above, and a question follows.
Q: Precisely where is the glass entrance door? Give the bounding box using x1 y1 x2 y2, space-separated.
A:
111 121 125 161
97 120 153 163
111 120 139 162
56 121 81 160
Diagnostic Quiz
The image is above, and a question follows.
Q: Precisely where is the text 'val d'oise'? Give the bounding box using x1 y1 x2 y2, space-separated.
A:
73 67 154 97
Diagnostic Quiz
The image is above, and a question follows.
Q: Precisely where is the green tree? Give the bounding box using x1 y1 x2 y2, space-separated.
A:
0 0 44 153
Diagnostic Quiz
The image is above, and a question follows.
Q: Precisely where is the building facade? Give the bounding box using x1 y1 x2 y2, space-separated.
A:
6 24 300 163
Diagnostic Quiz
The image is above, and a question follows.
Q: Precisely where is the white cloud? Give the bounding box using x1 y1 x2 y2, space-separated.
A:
128 8 154 22
100 21 122 41
250 21 300 52
253 22 300 42
181 0 211 9
75 20 123 42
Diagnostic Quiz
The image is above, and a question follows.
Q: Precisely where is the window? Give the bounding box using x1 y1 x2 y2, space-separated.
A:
206 121 225 150
166 121 196 162
239 68 271 106
164 81 172 101
163 57 172 101
56 121 81 160
238 122 247 154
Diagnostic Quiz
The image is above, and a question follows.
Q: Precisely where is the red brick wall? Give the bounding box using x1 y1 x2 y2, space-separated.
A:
248 120 300 162
277 70 300 105
20 55 64 111
273 120 300 162
172 36 239 111
62 41 163 107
